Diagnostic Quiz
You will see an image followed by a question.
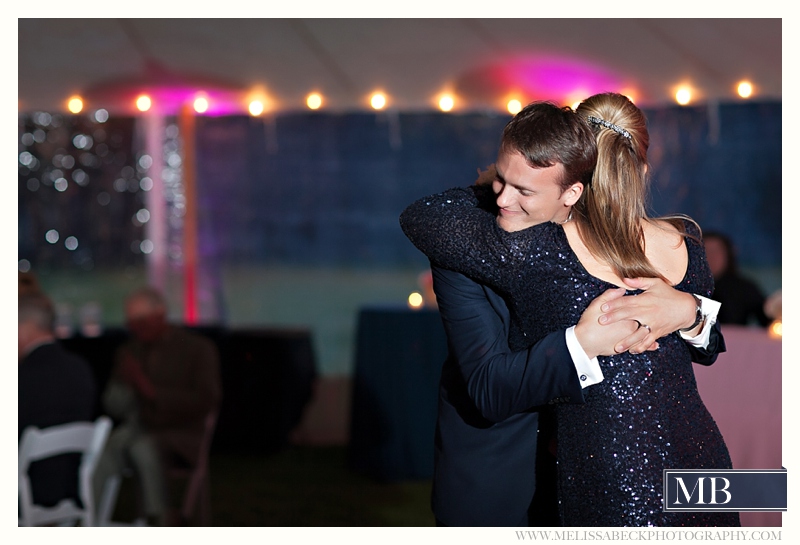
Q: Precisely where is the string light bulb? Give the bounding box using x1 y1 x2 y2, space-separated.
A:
136 94 152 112
618 88 638 105
564 90 588 112
370 92 387 110
769 319 782 339
408 292 424 309
248 100 264 116
675 87 692 106
193 96 209 114
737 80 754 99
67 96 83 114
438 94 455 112
307 93 323 110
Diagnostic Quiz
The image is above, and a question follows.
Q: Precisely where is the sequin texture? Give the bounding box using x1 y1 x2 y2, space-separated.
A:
400 186 740 527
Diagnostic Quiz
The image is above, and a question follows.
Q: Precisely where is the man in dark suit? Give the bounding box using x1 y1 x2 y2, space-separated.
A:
18 292 97 507
423 103 725 527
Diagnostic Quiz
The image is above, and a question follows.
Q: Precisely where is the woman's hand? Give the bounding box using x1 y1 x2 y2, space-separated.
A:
474 164 497 186
598 277 698 353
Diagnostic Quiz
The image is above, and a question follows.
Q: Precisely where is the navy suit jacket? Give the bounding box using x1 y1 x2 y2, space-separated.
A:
430 265 725 527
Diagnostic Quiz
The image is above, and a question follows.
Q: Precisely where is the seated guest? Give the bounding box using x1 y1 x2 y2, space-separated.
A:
19 271 42 296
19 292 97 507
93 286 222 526
703 231 771 327
764 289 782 321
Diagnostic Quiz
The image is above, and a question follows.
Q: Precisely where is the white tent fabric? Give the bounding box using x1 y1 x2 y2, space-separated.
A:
18 18 781 114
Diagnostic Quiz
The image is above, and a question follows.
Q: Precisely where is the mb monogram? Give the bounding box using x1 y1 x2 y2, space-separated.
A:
663 469 786 512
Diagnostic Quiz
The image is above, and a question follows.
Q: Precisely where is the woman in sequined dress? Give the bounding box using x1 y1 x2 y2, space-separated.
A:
400 93 739 526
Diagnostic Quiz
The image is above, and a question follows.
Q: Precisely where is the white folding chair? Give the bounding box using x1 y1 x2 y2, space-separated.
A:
19 416 112 527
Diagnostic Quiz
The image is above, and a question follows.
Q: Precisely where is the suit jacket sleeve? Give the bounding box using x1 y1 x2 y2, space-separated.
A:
432 265 584 424
687 321 726 366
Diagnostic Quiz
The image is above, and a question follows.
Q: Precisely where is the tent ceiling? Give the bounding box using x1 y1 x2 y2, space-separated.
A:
18 18 782 114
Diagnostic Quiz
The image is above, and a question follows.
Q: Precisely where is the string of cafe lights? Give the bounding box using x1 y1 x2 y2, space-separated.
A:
59 78 761 118
18 76 764 276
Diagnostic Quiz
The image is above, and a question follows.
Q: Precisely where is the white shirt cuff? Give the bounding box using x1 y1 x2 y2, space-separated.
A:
565 326 604 388
678 295 721 349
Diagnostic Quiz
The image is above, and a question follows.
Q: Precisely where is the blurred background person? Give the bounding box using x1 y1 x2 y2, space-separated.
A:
703 231 771 327
19 271 42 297
19 291 98 510
92 286 222 526
764 289 782 321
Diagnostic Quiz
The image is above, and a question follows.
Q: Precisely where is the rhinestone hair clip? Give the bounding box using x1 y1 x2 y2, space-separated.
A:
587 115 632 140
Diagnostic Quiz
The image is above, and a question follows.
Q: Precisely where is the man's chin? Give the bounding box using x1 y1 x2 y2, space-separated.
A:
496 216 525 233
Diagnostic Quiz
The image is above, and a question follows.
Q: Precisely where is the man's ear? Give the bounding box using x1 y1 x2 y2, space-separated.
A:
563 182 584 206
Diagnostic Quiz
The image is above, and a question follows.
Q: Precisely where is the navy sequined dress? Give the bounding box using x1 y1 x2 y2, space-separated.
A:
400 186 739 527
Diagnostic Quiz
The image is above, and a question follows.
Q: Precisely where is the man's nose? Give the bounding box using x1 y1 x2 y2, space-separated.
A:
495 184 513 208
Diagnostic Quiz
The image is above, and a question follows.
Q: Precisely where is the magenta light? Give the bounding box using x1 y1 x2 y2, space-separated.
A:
512 58 622 96
83 61 247 116
457 54 632 106
84 86 244 116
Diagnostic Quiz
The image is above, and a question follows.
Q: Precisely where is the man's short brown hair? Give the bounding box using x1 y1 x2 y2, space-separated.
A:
500 101 597 192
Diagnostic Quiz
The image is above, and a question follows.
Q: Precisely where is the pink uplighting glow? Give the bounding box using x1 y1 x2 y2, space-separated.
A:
94 86 243 116
83 62 246 116
456 55 635 108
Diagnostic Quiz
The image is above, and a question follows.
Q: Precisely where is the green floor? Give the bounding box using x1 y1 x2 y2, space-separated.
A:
112 446 435 527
